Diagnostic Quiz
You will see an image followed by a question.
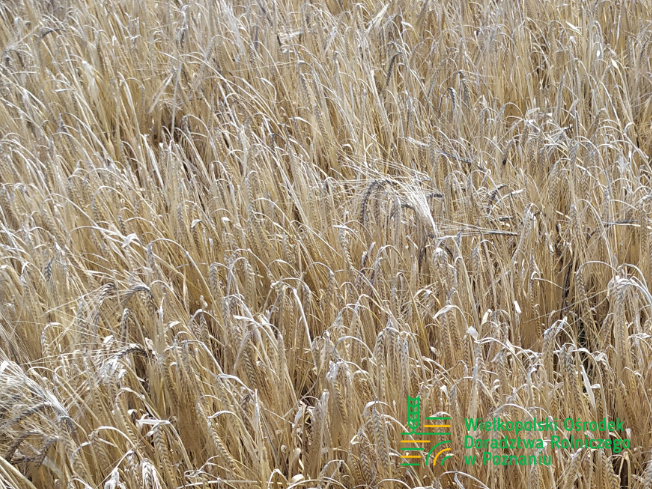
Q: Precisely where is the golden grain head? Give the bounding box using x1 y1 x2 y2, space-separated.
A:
1 0 651 487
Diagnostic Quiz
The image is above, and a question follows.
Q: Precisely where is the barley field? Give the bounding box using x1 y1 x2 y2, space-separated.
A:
1 0 652 487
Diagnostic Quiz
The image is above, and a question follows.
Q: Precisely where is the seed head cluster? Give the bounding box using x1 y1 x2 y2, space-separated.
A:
0 0 652 488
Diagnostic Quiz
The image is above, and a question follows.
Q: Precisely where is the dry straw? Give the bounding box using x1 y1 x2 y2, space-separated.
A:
1 0 652 488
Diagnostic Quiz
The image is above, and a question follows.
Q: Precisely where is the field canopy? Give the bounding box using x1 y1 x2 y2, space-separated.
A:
0 0 651 488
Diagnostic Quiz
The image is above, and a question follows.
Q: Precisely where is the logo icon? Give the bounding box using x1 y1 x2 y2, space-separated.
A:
400 396 453 466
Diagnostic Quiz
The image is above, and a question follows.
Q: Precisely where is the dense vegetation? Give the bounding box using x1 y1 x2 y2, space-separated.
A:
1 0 652 487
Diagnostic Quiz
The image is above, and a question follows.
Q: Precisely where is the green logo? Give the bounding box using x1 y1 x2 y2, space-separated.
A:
400 396 453 467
